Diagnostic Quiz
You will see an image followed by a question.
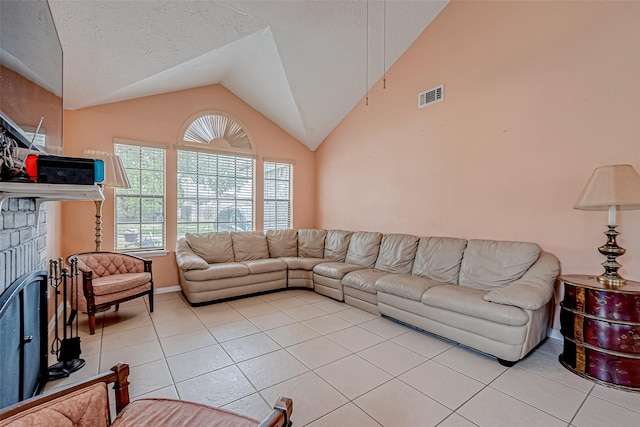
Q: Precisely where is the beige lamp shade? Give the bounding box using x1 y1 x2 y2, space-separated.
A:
84 150 131 189
574 164 640 211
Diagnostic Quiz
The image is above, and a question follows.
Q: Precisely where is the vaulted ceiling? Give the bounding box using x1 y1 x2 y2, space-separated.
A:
49 1 448 150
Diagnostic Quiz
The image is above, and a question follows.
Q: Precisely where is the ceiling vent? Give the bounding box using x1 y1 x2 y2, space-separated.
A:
418 84 444 109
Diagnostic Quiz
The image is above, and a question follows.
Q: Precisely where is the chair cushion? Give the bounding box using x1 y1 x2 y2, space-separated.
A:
313 262 365 279
342 269 387 294
265 230 298 257
0 383 109 427
345 231 382 268
411 237 468 284
297 229 327 258
421 285 529 326
374 234 419 274
185 232 234 263
240 259 287 274
280 257 327 270
231 232 270 261
375 273 446 302
323 230 353 262
91 272 152 296
111 398 258 427
459 240 541 291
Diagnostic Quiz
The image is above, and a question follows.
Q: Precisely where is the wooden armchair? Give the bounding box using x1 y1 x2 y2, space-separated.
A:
67 252 154 335
0 364 293 427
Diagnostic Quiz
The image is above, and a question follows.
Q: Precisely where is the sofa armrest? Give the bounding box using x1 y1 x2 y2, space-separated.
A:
483 252 560 310
176 239 209 270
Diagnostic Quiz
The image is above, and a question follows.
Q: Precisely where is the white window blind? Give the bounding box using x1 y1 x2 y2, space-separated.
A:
264 161 292 230
114 144 165 251
177 150 254 237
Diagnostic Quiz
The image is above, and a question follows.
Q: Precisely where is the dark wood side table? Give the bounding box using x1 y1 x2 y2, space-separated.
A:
559 274 640 392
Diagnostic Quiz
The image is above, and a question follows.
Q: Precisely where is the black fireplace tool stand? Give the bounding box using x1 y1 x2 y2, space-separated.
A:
48 258 85 380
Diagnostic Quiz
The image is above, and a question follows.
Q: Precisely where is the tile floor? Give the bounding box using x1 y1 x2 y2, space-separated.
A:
45 289 640 427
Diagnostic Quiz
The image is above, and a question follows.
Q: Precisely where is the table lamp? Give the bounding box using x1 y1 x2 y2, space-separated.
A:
574 164 640 287
84 150 130 251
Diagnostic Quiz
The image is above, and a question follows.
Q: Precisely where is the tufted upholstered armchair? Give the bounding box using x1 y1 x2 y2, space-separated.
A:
67 252 154 335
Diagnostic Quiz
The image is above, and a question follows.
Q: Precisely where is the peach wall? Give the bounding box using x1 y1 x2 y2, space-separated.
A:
316 1 640 326
61 84 315 288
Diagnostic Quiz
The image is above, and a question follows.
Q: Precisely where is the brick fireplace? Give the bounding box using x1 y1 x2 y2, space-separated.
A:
0 198 47 294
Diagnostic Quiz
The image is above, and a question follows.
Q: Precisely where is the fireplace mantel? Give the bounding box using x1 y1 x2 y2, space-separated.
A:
0 182 104 224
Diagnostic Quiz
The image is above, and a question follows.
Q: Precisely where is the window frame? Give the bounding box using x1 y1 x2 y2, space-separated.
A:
263 160 293 230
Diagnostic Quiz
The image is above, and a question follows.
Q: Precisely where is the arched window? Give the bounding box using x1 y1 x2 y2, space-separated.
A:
176 112 255 236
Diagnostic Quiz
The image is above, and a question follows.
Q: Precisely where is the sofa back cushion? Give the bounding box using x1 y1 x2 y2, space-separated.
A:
297 229 327 258
459 239 541 290
185 232 234 263
412 237 468 284
324 230 353 262
375 233 420 274
345 231 383 268
265 230 298 257
231 232 270 261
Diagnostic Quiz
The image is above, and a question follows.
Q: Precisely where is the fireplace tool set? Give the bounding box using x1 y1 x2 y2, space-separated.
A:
48 258 85 380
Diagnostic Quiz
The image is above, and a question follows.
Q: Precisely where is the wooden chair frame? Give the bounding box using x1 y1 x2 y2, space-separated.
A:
67 252 154 334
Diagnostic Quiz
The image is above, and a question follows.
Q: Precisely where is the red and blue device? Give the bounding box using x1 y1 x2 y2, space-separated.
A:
25 155 104 184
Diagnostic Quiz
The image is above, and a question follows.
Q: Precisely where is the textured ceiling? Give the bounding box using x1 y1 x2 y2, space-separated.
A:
49 0 449 150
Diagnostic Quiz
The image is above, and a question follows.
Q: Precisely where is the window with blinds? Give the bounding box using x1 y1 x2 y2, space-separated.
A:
114 144 165 251
177 150 254 237
264 161 292 230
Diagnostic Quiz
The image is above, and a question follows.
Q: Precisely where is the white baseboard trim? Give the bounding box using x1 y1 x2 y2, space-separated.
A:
155 285 182 294
547 328 563 341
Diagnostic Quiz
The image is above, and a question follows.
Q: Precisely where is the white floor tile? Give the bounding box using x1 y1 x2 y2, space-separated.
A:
220 332 281 363
326 326 385 352
518 347 594 392
286 336 351 369
400 360 485 410
359 317 412 339
208 319 261 342
491 366 587 422
99 339 163 370
392 330 456 359
358 341 426 376
153 315 205 339
127 359 174 398
316 354 392 400
176 365 256 407
267 296 307 310
333 307 379 324
260 371 348 426
355 379 451 427
306 402 381 427
166 344 233 382
573 395 640 427
248 311 297 331
590 384 640 414
159 328 216 357
237 349 309 390
283 304 329 321
222 393 273 422
100 325 157 352
265 322 320 347
432 345 507 384
437 413 479 427
313 300 350 314
235 303 280 318
458 387 566 427
303 314 353 335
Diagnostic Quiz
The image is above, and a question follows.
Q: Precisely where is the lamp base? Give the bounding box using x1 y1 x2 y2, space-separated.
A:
597 225 627 288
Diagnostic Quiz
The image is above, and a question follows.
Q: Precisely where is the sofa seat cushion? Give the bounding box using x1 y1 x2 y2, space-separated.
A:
421 285 529 326
111 398 258 427
280 257 328 270
342 269 387 294
183 263 249 281
459 240 540 291
375 274 446 302
240 259 287 274
231 232 270 261
92 272 152 296
185 232 234 263
313 262 365 279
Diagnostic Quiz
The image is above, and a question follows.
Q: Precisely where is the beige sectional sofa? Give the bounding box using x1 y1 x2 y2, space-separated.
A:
175 229 559 365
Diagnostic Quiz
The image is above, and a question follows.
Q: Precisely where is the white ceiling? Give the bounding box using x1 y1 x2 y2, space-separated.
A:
49 0 449 151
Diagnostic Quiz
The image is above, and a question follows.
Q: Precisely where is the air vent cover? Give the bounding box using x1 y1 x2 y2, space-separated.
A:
418 84 444 108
